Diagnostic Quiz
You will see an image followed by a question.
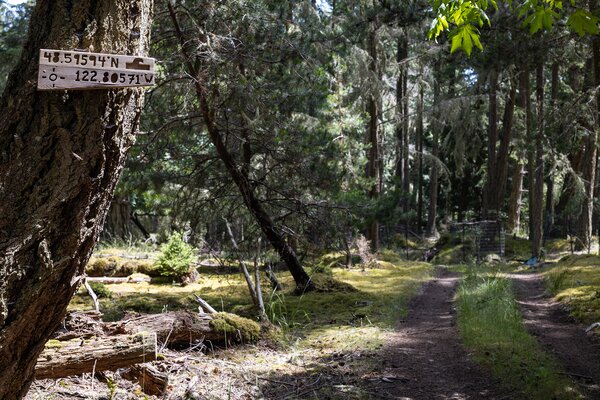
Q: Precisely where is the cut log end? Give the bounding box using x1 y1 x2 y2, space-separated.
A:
121 364 169 396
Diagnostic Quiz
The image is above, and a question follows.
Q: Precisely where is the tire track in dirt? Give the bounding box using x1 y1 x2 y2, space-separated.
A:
375 267 518 400
511 272 600 398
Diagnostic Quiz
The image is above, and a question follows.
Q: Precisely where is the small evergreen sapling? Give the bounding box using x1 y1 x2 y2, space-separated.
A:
155 232 197 283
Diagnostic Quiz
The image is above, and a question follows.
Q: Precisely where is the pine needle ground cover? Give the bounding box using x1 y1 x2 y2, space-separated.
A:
456 270 581 399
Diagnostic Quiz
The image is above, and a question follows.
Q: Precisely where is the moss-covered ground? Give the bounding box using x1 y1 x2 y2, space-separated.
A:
73 251 432 345
543 254 600 329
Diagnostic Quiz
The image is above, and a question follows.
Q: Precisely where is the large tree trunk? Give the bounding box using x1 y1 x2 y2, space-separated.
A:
166 4 313 291
0 1 153 398
399 37 410 214
483 70 498 218
531 61 545 257
507 162 525 233
416 76 424 234
492 77 517 214
426 63 441 238
520 63 536 246
576 36 599 250
366 26 381 250
544 63 559 237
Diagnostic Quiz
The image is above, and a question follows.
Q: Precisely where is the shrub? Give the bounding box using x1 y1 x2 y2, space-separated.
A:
354 234 376 268
86 257 110 276
88 282 112 299
155 232 197 283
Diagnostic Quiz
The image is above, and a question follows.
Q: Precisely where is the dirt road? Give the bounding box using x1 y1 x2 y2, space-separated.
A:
376 268 518 400
511 272 600 399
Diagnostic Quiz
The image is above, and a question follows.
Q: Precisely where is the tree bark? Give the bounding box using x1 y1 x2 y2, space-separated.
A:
483 70 498 218
426 62 441 238
520 63 536 244
492 77 517 214
545 62 559 236
531 61 545 257
576 36 599 251
416 75 424 234
0 1 153 398
167 4 313 292
507 163 525 233
35 332 157 380
366 26 381 250
400 38 410 214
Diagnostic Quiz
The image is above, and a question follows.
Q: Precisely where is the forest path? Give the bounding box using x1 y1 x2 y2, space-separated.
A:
375 267 518 400
511 272 600 398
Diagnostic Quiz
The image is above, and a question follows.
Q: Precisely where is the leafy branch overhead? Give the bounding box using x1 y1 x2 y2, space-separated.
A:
430 0 599 55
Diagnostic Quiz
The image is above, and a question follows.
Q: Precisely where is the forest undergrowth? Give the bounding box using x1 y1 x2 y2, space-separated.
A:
30 246 433 399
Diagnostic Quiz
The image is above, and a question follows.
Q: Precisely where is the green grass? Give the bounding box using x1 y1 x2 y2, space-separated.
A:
456 270 582 399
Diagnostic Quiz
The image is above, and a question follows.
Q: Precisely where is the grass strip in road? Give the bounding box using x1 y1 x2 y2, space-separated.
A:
456 270 582 400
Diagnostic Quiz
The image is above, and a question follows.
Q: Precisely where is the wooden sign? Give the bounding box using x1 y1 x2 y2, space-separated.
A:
37 49 155 90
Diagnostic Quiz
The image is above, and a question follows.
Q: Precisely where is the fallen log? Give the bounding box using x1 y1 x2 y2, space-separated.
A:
109 311 261 347
87 276 150 284
36 332 157 380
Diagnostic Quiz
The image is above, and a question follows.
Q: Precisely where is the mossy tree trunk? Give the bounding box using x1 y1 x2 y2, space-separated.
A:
0 1 153 398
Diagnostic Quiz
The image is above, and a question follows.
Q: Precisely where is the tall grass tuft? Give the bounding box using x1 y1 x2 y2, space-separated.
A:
456 270 581 399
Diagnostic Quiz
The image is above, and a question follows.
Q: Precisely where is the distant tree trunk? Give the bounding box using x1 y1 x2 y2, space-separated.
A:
556 146 584 215
531 61 545 257
507 163 525 233
416 77 424 234
427 63 441 238
492 77 516 214
103 197 133 240
168 4 313 292
545 62 559 236
395 35 409 214
576 36 600 250
483 70 498 218
0 1 153 398
401 43 410 214
521 63 535 244
366 26 381 251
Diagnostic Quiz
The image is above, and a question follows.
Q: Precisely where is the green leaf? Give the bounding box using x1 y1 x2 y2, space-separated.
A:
527 8 546 34
450 25 481 56
472 33 483 51
450 31 463 53
567 9 599 36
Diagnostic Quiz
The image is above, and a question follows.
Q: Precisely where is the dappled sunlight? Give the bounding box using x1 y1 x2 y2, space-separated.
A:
544 257 600 325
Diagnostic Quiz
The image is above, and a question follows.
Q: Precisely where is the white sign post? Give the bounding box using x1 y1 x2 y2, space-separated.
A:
37 49 155 90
